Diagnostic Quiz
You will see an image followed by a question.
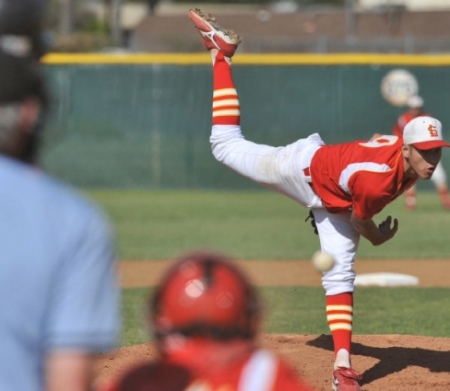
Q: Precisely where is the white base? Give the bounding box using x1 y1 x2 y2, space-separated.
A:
354 272 419 287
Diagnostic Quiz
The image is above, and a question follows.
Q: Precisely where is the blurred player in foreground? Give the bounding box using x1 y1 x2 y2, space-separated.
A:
0 1 120 390
392 95 450 210
187 8 450 391
98 250 315 391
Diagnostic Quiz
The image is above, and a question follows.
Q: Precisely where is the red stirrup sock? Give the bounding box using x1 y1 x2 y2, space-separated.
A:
212 51 240 126
326 292 353 367
438 188 450 206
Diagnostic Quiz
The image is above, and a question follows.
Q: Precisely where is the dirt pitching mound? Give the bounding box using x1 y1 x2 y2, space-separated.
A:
103 260 450 390
93 333 450 391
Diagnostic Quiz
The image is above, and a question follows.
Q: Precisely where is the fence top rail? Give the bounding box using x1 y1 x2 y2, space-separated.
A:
42 52 450 66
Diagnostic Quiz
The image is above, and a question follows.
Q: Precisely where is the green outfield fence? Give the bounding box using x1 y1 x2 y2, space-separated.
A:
41 53 450 189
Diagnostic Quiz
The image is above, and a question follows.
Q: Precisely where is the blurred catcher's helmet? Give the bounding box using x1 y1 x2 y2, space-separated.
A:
150 250 262 341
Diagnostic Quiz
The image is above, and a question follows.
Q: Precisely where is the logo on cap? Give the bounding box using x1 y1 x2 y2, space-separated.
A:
428 124 438 137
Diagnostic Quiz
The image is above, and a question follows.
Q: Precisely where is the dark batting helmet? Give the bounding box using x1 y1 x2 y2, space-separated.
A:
0 0 46 58
150 250 262 341
0 0 47 105
0 0 49 163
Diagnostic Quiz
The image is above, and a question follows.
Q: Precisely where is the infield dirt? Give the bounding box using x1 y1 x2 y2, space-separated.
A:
93 260 450 391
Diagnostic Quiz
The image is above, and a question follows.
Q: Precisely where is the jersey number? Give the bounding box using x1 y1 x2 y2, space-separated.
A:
359 135 398 148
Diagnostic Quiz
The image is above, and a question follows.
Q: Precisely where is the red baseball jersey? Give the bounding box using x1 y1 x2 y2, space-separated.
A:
309 135 418 219
99 346 314 391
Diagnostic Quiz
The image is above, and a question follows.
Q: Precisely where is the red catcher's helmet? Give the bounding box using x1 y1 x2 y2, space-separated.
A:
150 250 262 341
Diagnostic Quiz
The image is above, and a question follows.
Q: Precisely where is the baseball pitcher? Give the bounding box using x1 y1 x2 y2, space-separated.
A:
187 8 450 391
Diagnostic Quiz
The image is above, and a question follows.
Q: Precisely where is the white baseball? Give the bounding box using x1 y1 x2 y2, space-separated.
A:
312 251 335 272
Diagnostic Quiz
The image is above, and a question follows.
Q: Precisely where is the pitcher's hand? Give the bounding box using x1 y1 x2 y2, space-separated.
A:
377 215 398 242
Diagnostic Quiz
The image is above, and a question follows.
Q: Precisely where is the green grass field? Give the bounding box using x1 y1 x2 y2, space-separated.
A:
85 189 450 345
88 189 450 260
121 286 450 346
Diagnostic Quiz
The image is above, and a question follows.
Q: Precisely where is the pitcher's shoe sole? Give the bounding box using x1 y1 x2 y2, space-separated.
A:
188 8 242 57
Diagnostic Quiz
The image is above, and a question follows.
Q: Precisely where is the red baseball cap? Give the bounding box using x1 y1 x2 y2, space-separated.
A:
403 116 450 150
